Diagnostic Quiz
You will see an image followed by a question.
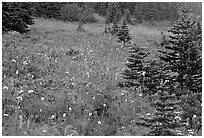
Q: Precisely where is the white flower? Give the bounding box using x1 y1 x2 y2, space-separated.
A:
19 90 24 93
3 86 8 90
89 113 92 116
4 114 9 117
142 71 146 76
16 96 23 101
11 59 16 63
175 116 181 120
23 61 28 65
103 103 106 107
51 115 55 118
41 97 44 100
193 114 197 118
139 93 143 96
63 113 66 117
93 96 95 99
28 90 34 94
146 113 151 116
69 107 72 111
98 121 102 124
131 100 134 103
43 130 46 133
16 70 19 74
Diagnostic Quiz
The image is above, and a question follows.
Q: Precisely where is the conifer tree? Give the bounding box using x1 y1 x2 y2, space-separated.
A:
110 17 120 36
106 2 121 23
137 83 182 136
124 9 132 24
122 44 149 88
133 3 144 23
159 6 202 135
117 20 132 47
159 6 202 94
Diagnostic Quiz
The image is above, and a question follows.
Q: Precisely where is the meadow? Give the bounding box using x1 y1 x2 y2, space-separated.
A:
2 18 168 136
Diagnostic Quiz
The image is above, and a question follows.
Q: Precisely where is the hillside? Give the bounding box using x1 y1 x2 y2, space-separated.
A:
2 18 164 136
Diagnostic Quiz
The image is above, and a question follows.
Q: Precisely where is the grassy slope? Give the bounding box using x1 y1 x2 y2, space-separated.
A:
2 18 164 135
2 17 163 114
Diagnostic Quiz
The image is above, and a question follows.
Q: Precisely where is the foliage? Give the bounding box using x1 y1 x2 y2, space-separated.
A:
110 18 120 36
2 2 35 34
61 3 82 22
117 20 132 47
137 85 182 136
159 6 202 94
34 2 65 19
124 9 132 24
122 44 149 88
106 2 121 23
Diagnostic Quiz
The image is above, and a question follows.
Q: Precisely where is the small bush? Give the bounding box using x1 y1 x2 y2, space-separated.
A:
61 4 97 23
80 8 97 23
61 4 82 22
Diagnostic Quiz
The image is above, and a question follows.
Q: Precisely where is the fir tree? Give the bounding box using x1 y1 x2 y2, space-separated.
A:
159 6 202 135
110 17 120 36
106 2 121 23
122 44 149 88
159 6 202 94
137 83 182 136
133 4 143 23
117 20 132 47
124 9 132 24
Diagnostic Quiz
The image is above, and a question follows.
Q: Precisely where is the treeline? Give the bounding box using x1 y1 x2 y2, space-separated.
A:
2 2 202 34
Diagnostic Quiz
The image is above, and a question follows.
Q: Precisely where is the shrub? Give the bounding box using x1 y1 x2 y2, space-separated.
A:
61 4 82 22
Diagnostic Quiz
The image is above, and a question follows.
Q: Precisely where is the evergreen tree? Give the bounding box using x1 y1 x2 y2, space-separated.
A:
133 3 143 23
110 17 120 36
117 20 132 47
122 44 149 88
124 9 132 24
159 6 202 135
2 2 35 34
105 2 121 23
137 83 182 136
159 6 202 94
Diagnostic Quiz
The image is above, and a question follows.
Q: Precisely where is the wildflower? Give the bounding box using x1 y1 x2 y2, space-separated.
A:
11 59 16 63
146 113 151 116
63 113 66 117
142 71 146 76
98 121 102 124
19 90 24 93
4 114 9 117
69 107 72 111
103 103 106 107
28 90 34 94
93 96 95 99
16 96 23 101
51 115 55 119
16 70 19 74
41 97 44 100
3 86 8 90
175 116 181 121
139 93 143 96
43 130 46 133
23 61 28 65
